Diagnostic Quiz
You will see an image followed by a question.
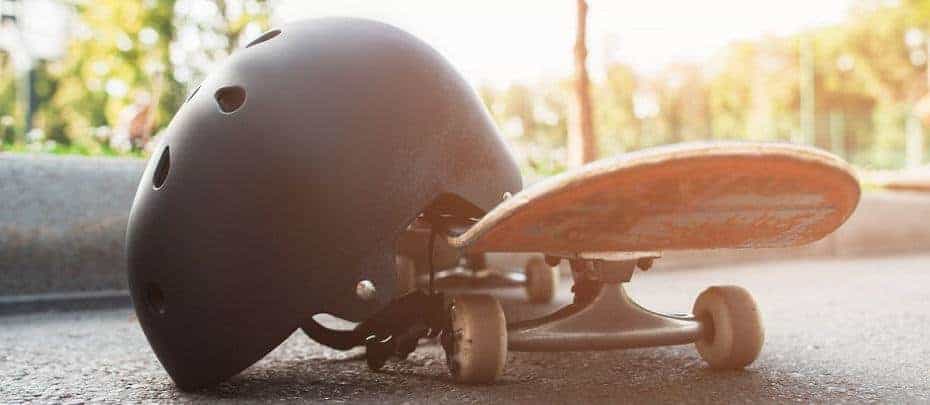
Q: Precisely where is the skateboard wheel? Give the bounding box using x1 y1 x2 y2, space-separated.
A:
443 295 507 384
524 257 558 303
692 285 764 369
395 255 417 295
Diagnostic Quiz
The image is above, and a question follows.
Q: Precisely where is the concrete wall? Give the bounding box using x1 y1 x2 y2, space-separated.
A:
2 153 930 298
0 154 144 295
657 191 930 269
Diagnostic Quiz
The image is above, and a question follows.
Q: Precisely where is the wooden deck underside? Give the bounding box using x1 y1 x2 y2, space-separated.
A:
449 142 861 254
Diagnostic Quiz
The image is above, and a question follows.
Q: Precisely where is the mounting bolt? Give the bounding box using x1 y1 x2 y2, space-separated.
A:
356 280 376 301
544 255 561 267
637 257 654 271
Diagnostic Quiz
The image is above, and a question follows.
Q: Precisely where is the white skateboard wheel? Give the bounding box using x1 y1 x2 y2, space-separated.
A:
524 257 558 303
444 295 507 384
692 285 764 369
395 255 417 295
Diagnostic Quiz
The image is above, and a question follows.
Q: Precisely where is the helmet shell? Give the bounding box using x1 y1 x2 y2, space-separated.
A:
126 18 521 389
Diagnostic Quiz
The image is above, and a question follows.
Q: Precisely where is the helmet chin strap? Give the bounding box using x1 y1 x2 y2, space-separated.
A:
300 289 448 370
419 206 480 296
301 207 482 371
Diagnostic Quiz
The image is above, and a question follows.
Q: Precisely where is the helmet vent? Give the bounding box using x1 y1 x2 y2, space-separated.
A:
246 29 281 48
152 146 170 190
144 283 167 316
215 86 246 113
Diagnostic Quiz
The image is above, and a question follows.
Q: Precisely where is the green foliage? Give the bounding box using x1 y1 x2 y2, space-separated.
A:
16 0 183 153
172 0 270 84
0 53 22 145
596 63 637 155
478 0 930 176
1 0 268 155
481 80 571 180
4 0 930 176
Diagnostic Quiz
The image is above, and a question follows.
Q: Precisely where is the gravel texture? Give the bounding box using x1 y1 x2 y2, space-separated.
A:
3 255 930 403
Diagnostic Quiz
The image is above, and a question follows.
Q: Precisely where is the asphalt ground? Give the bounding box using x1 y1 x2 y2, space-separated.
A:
3 254 930 403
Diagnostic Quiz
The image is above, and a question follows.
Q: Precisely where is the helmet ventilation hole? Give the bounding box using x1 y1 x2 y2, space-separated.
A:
246 29 281 48
144 283 167 316
215 86 246 113
152 146 170 190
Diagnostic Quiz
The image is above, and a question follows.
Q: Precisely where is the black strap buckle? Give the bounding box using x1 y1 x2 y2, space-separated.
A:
302 290 448 370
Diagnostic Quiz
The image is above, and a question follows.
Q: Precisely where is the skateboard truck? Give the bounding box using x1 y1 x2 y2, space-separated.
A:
307 251 764 384
507 254 704 351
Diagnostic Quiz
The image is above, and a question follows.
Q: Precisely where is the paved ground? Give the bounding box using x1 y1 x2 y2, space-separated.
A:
3 254 930 403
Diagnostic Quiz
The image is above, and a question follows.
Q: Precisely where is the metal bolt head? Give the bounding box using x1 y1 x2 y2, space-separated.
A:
356 280 377 301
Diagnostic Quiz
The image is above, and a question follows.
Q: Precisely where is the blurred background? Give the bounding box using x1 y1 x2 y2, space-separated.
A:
2 0 930 179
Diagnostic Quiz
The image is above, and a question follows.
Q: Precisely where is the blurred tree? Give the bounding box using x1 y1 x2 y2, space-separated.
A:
36 0 182 154
846 1 925 103
4 0 930 174
480 81 570 179
595 62 637 156
568 0 596 166
654 63 709 144
706 42 755 141
843 0 929 166
0 50 20 145
23 0 271 154
810 25 875 161
502 83 535 138
171 0 271 85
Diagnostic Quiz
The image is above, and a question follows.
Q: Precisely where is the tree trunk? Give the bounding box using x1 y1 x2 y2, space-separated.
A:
569 0 597 166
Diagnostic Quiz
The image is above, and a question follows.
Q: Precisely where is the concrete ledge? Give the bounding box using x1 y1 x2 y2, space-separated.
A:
659 191 930 268
3 153 930 313
0 290 131 316
0 154 144 296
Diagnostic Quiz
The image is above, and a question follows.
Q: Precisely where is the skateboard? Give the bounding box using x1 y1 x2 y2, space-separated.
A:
433 142 859 383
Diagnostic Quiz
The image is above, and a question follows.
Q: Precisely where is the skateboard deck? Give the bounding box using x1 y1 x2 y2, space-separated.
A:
448 142 860 253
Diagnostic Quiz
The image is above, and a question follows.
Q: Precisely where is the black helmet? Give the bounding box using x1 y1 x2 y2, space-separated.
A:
126 17 522 389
